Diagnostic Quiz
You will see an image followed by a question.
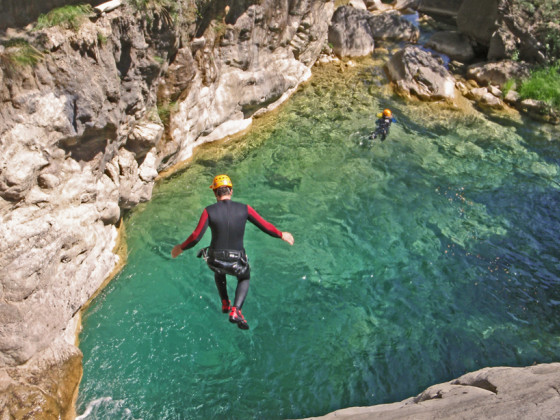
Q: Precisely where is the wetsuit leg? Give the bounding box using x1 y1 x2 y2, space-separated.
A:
233 279 250 309
214 273 229 302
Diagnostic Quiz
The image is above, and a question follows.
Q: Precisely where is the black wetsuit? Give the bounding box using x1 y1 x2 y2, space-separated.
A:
372 116 396 141
180 199 282 309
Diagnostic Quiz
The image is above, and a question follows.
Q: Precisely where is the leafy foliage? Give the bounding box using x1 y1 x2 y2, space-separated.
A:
35 4 94 31
513 0 560 62
127 0 178 24
519 64 560 109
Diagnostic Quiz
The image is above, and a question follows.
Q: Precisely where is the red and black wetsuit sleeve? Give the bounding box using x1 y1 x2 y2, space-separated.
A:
180 209 209 250
247 205 282 238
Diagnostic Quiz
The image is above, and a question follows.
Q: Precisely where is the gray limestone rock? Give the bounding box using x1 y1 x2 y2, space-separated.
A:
457 0 500 47
466 87 504 109
466 60 531 87
488 27 518 61
385 45 456 101
329 6 376 57
425 31 475 63
302 363 560 420
328 6 419 58
368 10 419 42
416 0 463 18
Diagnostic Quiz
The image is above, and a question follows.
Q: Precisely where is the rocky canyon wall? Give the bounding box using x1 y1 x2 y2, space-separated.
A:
0 0 98 30
0 0 334 416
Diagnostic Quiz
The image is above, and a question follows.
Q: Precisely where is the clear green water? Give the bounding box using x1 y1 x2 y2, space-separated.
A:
77 60 560 419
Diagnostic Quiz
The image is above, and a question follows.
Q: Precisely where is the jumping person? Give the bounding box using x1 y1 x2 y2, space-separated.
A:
371 108 397 141
171 175 294 330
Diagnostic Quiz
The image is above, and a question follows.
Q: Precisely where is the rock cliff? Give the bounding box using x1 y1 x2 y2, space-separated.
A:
302 363 560 419
0 0 333 416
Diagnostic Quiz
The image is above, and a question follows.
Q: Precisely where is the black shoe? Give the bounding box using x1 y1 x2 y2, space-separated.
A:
229 307 249 330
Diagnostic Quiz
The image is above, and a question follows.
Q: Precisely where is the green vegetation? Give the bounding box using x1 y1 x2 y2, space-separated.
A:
513 0 560 63
35 4 93 31
518 64 560 109
0 38 44 69
502 79 516 96
97 32 108 45
127 0 178 24
157 100 178 127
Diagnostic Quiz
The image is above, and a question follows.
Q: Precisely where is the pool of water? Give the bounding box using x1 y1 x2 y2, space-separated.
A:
77 58 560 419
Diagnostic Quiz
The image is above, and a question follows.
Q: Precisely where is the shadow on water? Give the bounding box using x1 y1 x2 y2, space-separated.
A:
77 58 560 419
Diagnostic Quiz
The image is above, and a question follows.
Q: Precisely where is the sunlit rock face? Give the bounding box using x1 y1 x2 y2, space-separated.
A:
170 0 334 163
385 45 456 101
304 363 560 420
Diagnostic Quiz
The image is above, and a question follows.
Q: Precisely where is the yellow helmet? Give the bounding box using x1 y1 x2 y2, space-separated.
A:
210 174 233 190
383 109 392 117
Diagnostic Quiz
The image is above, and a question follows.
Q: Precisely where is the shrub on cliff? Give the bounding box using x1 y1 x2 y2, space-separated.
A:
35 4 94 31
0 38 44 70
513 0 560 63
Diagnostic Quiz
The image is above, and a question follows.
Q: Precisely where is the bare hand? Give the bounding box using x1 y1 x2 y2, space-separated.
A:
281 232 294 246
171 244 183 258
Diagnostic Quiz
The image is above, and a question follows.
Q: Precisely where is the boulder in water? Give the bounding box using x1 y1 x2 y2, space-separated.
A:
385 45 456 101
368 10 419 43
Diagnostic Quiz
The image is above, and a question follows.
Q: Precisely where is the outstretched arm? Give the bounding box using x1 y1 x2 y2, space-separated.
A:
171 209 209 258
248 205 294 246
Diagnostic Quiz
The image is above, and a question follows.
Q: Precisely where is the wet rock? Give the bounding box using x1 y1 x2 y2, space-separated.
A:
328 6 419 58
425 31 475 63
369 10 419 42
385 45 456 101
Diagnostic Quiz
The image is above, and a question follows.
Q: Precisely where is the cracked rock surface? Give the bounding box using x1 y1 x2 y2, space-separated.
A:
303 363 560 419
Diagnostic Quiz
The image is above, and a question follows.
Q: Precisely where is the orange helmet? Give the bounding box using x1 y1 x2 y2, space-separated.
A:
383 109 392 117
209 174 233 190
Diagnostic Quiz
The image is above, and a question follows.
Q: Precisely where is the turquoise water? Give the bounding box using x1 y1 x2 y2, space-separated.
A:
77 60 560 419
